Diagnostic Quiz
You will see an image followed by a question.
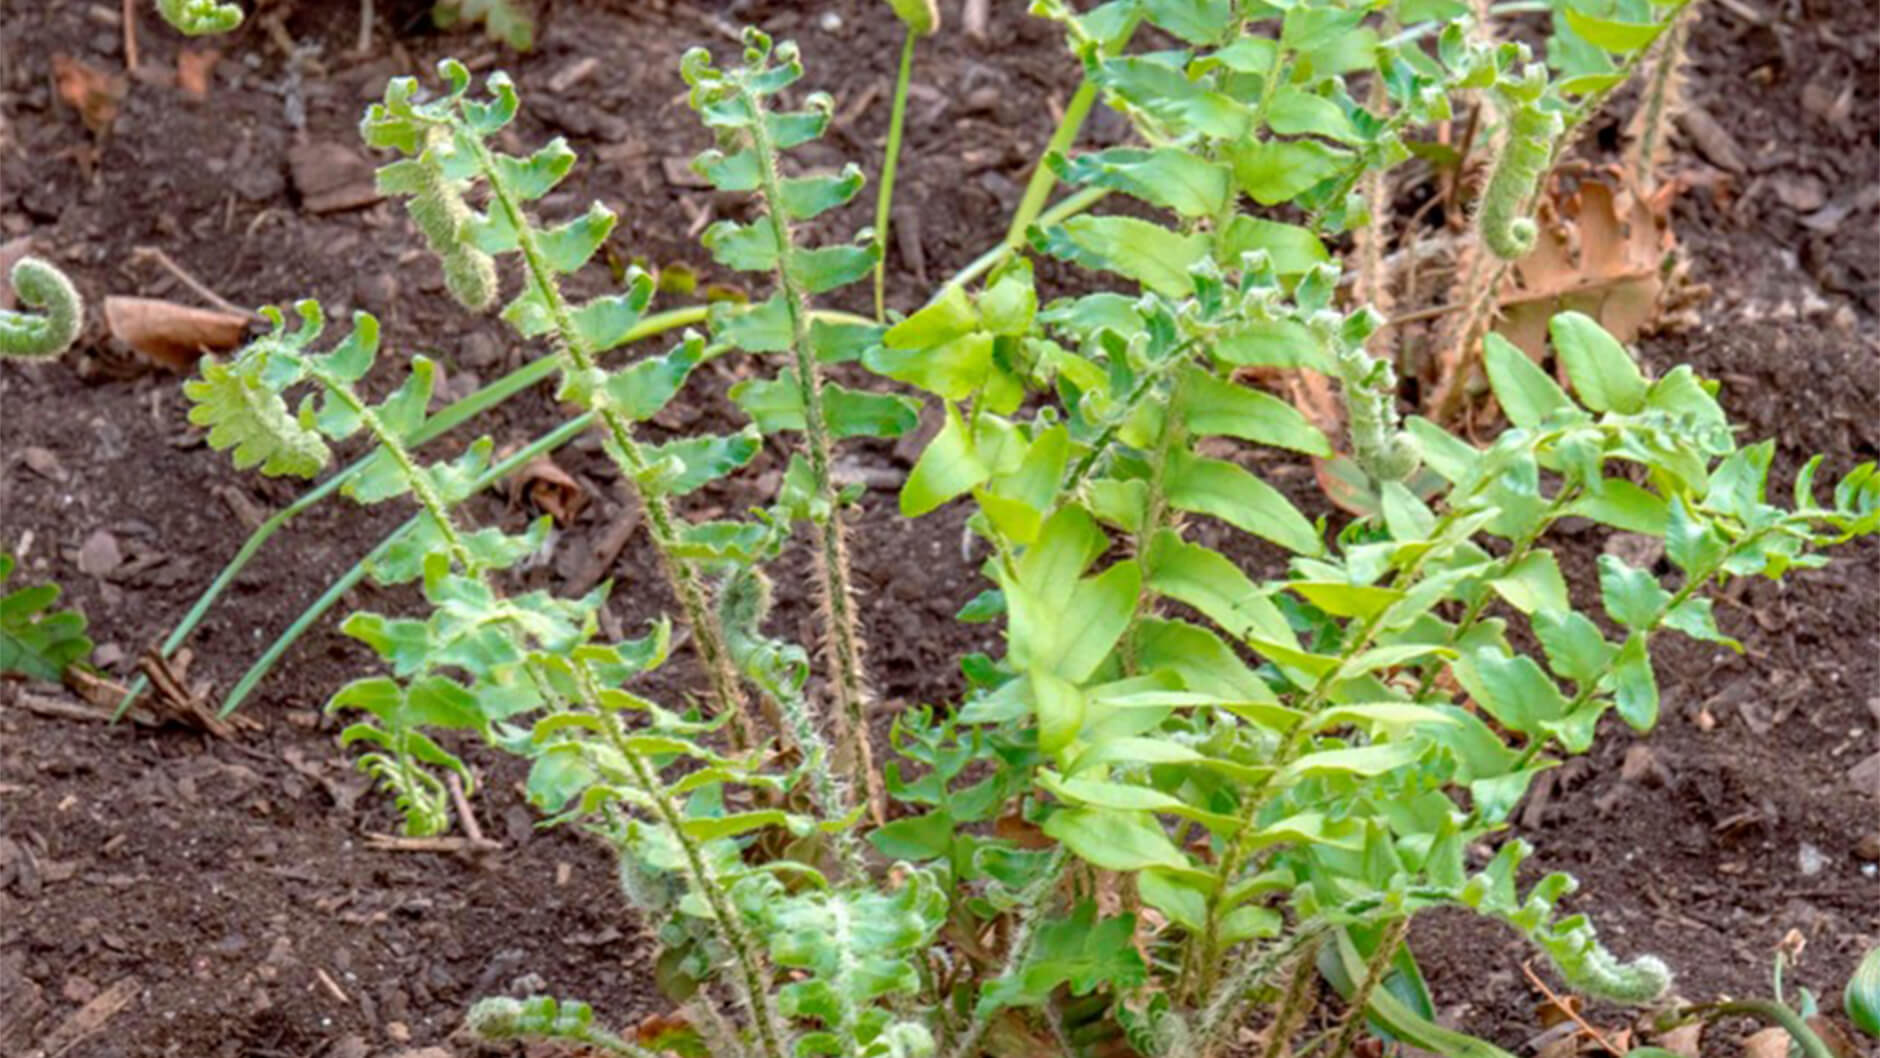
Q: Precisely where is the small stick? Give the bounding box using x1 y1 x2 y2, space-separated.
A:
362 832 500 854
1520 960 1625 1057
446 771 491 846
356 0 373 55
129 246 256 319
122 0 140 73
964 0 991 41
312 966 351 1005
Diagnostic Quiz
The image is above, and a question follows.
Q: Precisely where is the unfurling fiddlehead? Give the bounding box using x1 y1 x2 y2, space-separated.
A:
376 127 499 312
1481 74 1556 261
1325 303 1419 484
155 0 243 35
1476 70 1561 261
1 257 83 360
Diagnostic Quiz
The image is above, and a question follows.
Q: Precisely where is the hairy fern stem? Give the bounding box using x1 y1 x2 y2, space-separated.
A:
737 75 882 815
462 135 759 749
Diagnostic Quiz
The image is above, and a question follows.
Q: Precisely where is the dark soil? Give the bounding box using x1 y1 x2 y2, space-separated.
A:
2 1 1875 1056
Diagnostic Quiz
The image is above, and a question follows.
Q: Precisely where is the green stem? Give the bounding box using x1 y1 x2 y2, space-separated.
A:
216 412 595 716
599 711 790 1058
1197 926 1328 1053
1003 77 1102 251
946 186 1110 293
1412 486 1580 698
1678 1000 1833 1058
467 134 757 749
740 75 879 813
121 306 704 719
1386 0 1551 45
1327 919 1408 1058
943 848 1068 1058
306 364 475 569
873 28 918 322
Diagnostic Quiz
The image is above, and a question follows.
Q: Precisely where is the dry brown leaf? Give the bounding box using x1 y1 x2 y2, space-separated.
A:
103 295 248 370
1741 1025 1790 1058
1493 174 1678 365
1806 1014 1861 1058
176 48 220 100
510 455 588 526
51 53 128 136
1654 1021 1704 1057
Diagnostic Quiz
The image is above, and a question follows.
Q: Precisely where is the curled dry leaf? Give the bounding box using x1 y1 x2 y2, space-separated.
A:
1654 1021 1704 1057
51 53 128 135
1741 1025 1791 1058
1494 175 1681 365
511 454 588 526
103 295 249 370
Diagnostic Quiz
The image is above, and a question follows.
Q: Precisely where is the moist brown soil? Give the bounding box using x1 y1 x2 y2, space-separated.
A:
2 1 1876 1055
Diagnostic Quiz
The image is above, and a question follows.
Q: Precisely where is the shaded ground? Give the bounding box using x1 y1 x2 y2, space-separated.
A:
2 0 1875 1055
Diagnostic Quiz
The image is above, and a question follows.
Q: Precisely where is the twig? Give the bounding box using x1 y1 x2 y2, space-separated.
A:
963 0 991 41
312 966 351 1005
129 246 256 319
122 0 140 73
362 832 500 853
445 771 492 847
6 688 158 727
1521 960 1625 1057
356 0 373 55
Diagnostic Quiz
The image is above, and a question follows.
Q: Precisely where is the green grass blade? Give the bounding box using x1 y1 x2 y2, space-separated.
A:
217 410 597 716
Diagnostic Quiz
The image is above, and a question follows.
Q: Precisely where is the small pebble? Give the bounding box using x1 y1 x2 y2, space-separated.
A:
1797 842 1825 877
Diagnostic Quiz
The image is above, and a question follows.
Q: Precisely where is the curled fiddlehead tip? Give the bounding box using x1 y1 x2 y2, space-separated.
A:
464 997 527 1037
1477 76 1562 262
1560 948 1673 1005
1 257 84 359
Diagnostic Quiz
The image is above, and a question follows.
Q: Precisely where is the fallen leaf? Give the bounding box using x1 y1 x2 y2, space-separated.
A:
177 48 220 100
103 295 248 370
1654 1022 1703 1057
51 53 128 136
287 142 384 214
1741 1025 1790 1058
1494 176 1678 365
511 455 589 526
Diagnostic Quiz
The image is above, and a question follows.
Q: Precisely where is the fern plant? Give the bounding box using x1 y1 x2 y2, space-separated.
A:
1 554 95 685
166 3 1880 1057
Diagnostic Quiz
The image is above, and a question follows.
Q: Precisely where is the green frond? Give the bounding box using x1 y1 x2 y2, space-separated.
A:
1 554 94 684
185 355 332 479
155 0 242 36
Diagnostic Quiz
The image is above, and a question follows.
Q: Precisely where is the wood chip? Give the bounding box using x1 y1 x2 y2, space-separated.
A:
287 141 384 214
102 296 247 370
76 529 122 578
1675 104 1745 173
548 56 598 94
32 975 138 1057
661 156 711 188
